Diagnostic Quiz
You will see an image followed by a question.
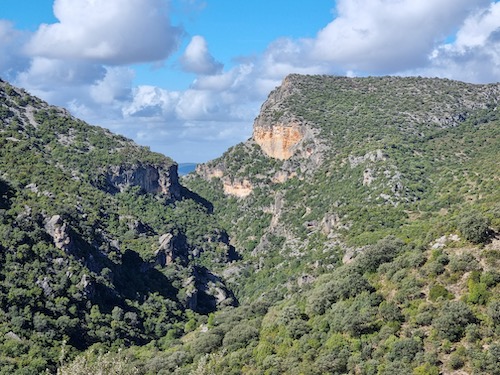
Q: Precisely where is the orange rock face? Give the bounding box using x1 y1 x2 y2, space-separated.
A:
253 122 303 160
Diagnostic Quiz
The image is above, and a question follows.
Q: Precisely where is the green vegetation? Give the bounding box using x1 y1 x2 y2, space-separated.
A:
0 80 235 373
458 211 491 244
1 75 500 373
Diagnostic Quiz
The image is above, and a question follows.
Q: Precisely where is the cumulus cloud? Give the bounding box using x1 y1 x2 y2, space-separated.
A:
311 0 490 73
90 67 134 105
452 1 500 50
410 1 500 82
25 0 183 64
123 86 180 118
180 35 223 74
17 57 105 87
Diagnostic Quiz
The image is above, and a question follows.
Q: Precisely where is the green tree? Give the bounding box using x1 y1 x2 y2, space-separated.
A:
458 211 490 244
434 301 476 341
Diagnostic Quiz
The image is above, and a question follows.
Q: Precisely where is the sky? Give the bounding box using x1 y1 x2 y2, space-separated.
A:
1 0 500 163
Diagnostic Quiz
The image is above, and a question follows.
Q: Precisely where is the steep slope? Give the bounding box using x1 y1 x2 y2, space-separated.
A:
0 79 237 373
156 74 500 373
3 75 500 374
187 75 500 298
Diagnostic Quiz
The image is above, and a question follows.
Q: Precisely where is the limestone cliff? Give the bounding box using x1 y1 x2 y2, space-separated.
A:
253 122 304 160
105 162 181 199
252 76 306 160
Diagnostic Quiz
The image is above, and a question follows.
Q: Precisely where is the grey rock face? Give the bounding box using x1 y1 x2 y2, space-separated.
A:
105 163 181 199
45 215 74 253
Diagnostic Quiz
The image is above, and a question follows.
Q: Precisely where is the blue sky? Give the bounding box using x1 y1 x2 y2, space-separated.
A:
1 0 500 162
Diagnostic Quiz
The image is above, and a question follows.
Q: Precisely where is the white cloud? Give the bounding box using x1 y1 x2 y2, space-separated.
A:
14 57 106 106
410 1 500 83
180 35 223 74
311 0 490 73
90 67 134 105
453 2 500 50
123 86 180 118
25 0 183 65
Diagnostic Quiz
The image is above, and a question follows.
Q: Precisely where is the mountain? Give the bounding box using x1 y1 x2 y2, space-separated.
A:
179 75 500 374
1 75 500 374
0 79 237 373
186 75 500 298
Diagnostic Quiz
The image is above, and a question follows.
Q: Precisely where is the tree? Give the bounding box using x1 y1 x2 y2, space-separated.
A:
458 211 490 244
434 301 476 341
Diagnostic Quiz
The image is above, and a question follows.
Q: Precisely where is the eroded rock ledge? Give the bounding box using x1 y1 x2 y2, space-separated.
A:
196 164 254 198
222 178 253 198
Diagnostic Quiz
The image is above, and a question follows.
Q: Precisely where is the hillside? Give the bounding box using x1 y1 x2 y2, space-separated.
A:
1 75 499 374
178 75 500 374
0 79 237 373
187 75 500 298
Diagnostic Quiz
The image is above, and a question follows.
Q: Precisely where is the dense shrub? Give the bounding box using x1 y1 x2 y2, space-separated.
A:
449 253 480 273
458 211 491 244
356 236 405 273
429 284 452 301
222 322 260 350
307 265 373 315
191 332 224 354
433 301 476 341
487 300 500 324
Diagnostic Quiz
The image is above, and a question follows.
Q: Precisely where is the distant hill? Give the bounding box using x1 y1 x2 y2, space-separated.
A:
180 75 500 374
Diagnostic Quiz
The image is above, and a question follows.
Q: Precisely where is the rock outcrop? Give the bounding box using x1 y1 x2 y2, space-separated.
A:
253 121 304 160
222 178 253 198
45 215 74 253
105 162 181 199
195 164 253 198
155 233 188 267
184 266 237 314
252 75 307 160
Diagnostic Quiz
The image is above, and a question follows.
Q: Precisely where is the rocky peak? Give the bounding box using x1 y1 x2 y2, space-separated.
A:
252 75 306 160
252 75 321 161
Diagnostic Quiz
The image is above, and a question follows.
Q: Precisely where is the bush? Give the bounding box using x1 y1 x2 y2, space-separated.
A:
57 349 139 375
429 284 452 301
449 352 465 370
434 301 476 341
458 211 491 244
386 338 423 362
413 363 439 375
191 332 223 354
449 253 480 273
307 265 373 315
356 236 405 273
467 278 490 305
222 322 259 350
487 300 500 324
